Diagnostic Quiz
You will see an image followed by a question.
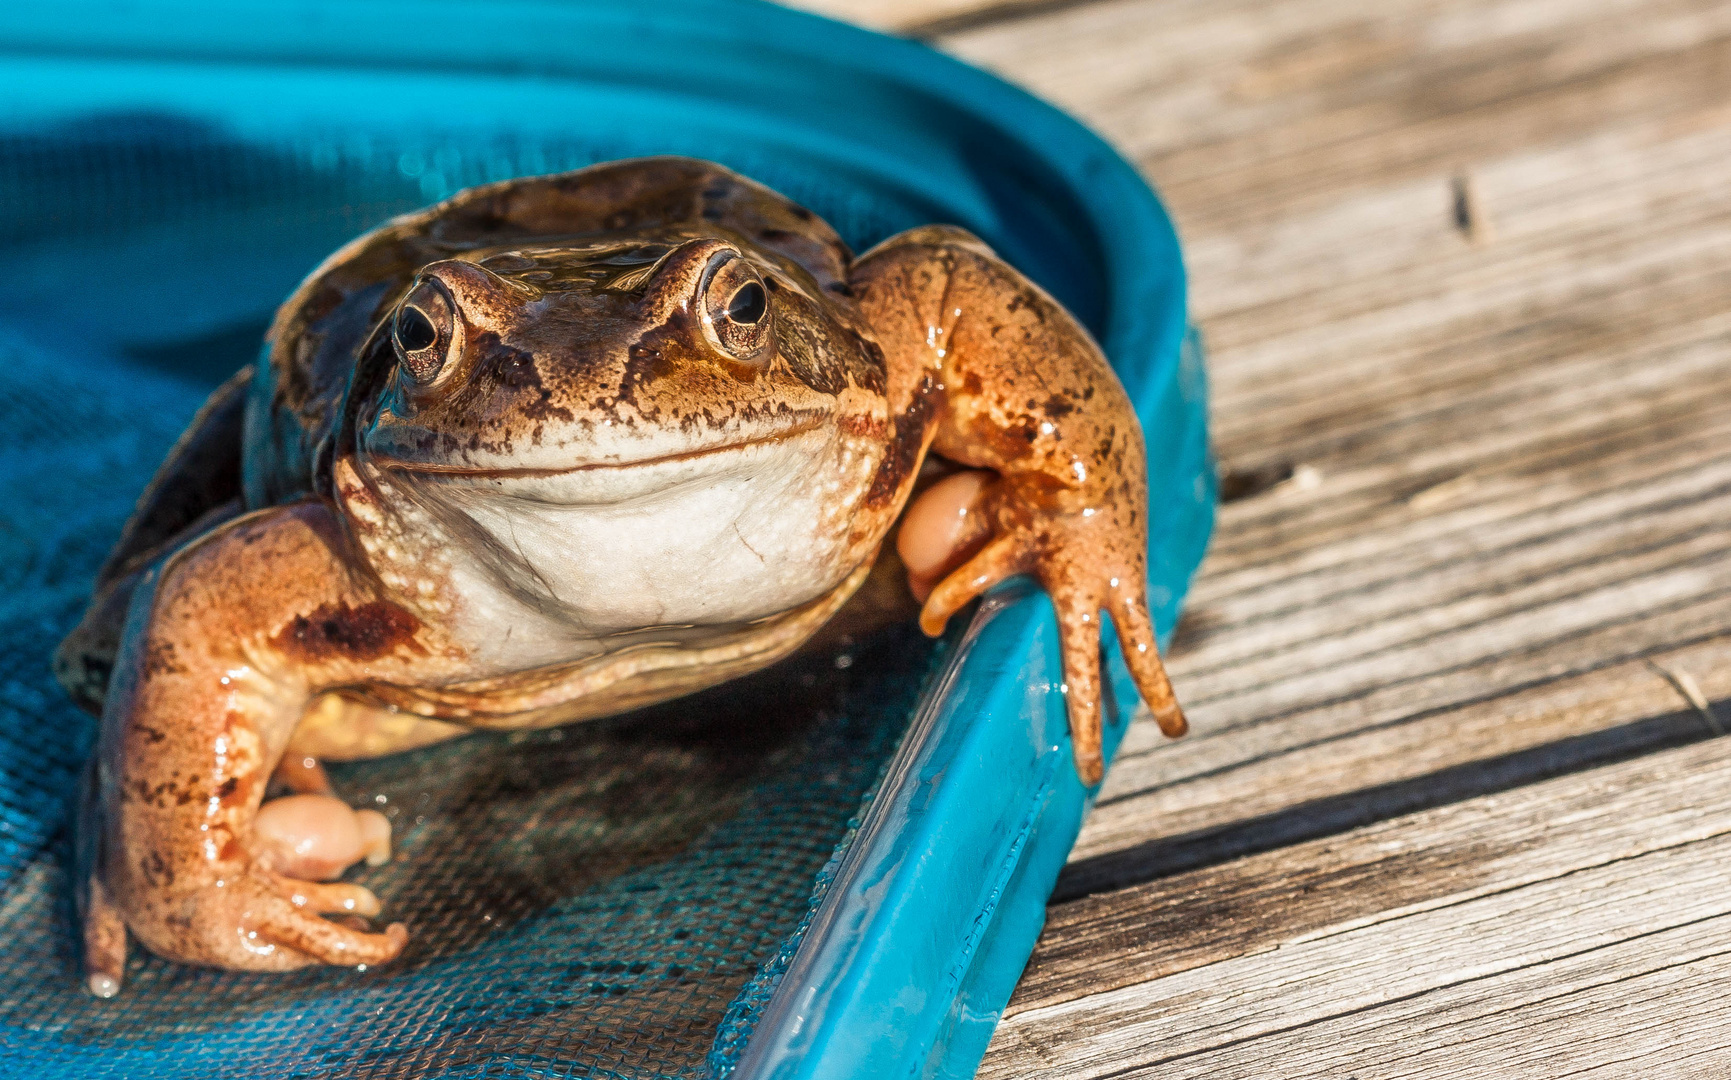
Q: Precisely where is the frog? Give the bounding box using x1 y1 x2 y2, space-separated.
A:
54 156 1187 997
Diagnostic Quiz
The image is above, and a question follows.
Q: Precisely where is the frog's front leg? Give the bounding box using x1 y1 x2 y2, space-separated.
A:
83 501 431 996
851 227 1186 785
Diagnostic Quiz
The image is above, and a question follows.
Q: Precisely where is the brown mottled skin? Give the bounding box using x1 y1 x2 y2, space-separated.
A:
55 157 1185 995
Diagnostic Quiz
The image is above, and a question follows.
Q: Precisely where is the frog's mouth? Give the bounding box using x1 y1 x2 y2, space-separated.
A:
364 413 835 509
376 416 825 481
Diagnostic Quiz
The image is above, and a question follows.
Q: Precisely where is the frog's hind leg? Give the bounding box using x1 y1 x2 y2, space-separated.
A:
55 366 252 714
90 501 428 983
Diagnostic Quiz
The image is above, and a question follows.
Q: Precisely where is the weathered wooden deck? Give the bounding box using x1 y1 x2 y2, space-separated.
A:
800 0 1731 1073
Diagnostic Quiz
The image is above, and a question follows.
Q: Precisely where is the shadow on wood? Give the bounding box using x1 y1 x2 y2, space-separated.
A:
1057 700 1725 900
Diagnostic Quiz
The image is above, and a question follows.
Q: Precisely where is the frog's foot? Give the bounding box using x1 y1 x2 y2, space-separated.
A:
908 473 1185 786
91 868 406 995
246 871 408 969
256 794 393 881
160 869 406 974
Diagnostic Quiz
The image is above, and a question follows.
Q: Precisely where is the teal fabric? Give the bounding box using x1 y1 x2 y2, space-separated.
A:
0 2 1208 1077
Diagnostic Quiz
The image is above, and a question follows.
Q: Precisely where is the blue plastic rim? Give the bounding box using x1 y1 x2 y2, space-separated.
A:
0 2 1212 1077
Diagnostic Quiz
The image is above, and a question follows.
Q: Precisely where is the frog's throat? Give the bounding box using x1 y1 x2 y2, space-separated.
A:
321 555 877 734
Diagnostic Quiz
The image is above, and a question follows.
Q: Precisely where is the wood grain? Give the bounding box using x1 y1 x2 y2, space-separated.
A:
1060 631 1731 897
927 0 1731 867
795 0 1731 1072
1016 708 1731 1015
984 737 1731 1075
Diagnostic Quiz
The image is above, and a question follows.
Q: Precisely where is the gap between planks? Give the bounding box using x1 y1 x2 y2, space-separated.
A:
985 734 1731 1075
1076 588 1731 872
1064 628 1731 894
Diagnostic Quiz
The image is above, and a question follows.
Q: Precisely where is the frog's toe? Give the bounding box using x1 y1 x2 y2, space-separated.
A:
1050 574 1188 784
255 793 392 881
897 469 994 602
1047 580 1114 786
274 878 384 919
255 894 408 968
917 533 1030 637
357 809 393 867
122 868 403 973
932 534 1186 785
1106 588 1186 738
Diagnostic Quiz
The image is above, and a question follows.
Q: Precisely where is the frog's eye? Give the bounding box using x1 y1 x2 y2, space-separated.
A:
698 254 773 365
392 279 458 384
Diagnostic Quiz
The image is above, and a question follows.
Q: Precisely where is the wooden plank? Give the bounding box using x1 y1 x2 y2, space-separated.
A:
1075 488 1731 869
1188 418 1731 675
1020 705 1731 1014
1062 631 1731 894
924 0 1731 871
981 736 1731 1075
790 0 1731 1070
1194 381 1731 626
1008 918 1731 1078
1182 433 1731 711
942 0 1731 222
1187 120 1731 362
918 0 1731 1071
1182 924 1731 1077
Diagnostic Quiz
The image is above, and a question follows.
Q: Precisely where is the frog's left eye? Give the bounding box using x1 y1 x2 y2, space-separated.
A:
698 254 773 366
392 278 458 384
725 282 766 323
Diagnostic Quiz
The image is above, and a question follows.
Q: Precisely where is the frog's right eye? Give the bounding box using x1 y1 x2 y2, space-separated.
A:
396 307 436 351
697 253 774 367
392 279 457 383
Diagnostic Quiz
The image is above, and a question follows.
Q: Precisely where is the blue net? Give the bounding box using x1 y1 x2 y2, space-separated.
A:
0 121 944 1078
0 2 1187 1070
